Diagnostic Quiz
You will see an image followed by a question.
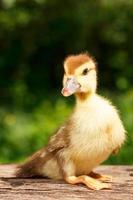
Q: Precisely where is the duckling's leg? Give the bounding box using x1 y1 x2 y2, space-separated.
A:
56 152 111 190
89 171 112 182
65 175 111 190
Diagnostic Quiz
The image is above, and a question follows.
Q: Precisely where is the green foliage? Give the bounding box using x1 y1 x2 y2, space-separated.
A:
0 0 133 97
0 0 132 164
0 95 72 162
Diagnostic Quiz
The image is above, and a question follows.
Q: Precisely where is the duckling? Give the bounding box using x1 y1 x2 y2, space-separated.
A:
16 53 126 190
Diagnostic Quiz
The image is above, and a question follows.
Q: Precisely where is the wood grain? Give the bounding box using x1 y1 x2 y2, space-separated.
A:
0 165 133 200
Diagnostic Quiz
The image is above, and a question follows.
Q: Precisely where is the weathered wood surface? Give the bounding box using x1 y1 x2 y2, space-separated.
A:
0 165 133 200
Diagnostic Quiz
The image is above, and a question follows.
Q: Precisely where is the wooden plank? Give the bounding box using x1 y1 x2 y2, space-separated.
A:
0 165 133 200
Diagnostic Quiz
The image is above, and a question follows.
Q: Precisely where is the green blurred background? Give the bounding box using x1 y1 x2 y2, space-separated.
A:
0 0 132 164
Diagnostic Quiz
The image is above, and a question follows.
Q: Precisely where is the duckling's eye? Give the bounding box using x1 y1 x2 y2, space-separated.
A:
82 68 89 75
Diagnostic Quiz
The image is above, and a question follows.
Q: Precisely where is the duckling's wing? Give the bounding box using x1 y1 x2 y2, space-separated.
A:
46 122 71 153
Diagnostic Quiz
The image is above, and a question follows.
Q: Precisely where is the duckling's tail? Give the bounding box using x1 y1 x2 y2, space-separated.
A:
15 148 50 178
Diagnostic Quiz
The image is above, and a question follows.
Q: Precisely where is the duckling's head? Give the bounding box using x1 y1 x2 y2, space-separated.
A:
62 53 97 97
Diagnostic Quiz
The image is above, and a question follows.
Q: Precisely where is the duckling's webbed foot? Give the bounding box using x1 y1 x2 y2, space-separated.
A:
89 171 112 182
65 175 111 190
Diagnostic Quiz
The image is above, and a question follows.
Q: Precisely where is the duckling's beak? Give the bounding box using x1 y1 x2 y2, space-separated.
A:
61 77 81 97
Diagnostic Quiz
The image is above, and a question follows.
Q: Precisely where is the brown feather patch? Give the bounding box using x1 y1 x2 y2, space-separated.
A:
64 53 93 74
16 148 52 178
